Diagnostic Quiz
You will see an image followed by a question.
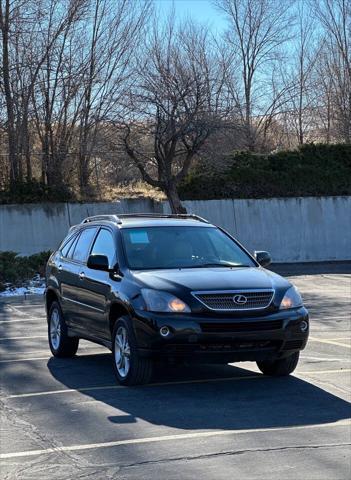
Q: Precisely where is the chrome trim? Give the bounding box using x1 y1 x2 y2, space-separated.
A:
61 296 105 313
191 289 274 311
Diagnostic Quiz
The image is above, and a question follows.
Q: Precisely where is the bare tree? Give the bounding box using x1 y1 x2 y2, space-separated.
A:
314 0 351 143
0 0 87 187
121 18 228 213
215 0 294 150
31 0 87 187
76 0 151 194
0 0 17 183
279 3 319 146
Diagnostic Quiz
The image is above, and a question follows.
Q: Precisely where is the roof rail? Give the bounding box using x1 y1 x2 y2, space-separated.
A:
81 213 209 225
117 213 209 223
81 214 122 224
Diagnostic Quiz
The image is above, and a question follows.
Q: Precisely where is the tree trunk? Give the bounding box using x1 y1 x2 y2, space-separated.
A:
79 156 90 195
165 182 187 214
1 0 18 186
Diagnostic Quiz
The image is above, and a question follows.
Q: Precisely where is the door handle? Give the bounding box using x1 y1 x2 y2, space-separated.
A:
58 264 62 271
79 271 85 280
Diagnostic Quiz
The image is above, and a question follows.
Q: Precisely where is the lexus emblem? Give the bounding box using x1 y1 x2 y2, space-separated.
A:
233 294 247 305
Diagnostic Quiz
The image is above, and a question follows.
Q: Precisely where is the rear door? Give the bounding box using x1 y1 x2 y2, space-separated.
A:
57 232 81 326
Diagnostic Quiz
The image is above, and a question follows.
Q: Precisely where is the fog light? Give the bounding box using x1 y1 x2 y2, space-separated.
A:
160 326 170 337
300 320 308 332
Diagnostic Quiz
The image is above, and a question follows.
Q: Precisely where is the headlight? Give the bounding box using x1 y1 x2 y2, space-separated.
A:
280 286 303 309
141 289 191 313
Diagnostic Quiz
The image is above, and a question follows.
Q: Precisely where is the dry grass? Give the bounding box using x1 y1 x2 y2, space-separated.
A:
99 181 166 201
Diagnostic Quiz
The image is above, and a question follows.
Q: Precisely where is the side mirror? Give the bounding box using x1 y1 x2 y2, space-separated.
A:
254 251 271 267
87 254 109 271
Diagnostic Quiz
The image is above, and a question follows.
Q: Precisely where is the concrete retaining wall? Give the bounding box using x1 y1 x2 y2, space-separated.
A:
0 196 349 262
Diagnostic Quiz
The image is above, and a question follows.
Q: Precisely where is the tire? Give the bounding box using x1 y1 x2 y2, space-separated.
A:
112 316 153 386
48 301 79 357
256 351 299 376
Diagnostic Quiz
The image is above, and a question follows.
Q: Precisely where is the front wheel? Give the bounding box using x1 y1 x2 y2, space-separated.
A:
48 301 79 357
257 351 299 376
112 316 153 386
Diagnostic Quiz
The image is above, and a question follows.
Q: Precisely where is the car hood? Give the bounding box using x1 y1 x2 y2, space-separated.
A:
132 267 291 293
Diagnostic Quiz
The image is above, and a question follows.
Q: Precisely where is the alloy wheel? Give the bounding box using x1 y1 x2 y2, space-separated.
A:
50 308 61 350
114 326 131 378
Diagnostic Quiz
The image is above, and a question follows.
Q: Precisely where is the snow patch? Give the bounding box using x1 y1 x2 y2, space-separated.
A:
0 275 45 297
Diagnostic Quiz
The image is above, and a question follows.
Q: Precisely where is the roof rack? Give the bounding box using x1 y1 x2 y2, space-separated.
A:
117 213 209 223
81 213 209 225
81 214 122 224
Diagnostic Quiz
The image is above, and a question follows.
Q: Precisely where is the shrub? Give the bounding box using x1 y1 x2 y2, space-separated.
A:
0 251 52 291
179 143 351 200
0 179 74 204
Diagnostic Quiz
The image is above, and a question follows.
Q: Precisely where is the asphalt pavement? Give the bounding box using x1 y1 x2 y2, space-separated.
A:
0 263 350 479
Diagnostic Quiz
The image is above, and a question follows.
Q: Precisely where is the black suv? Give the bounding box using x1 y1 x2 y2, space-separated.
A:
45 213 309 385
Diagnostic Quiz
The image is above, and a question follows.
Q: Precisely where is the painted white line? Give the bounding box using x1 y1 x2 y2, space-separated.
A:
0 356 50 363
299 369 351 375
314 337 351 341
5 375 262 398
4 369 351 400
0 335 46 341
0 318 43 324
0 346 102 361
8 306 39 317
302 355 349 362
5 387 102 399
0 350 104 363
309 337 351 349
0 349 51 355
4 304 44 308
1 419 350 460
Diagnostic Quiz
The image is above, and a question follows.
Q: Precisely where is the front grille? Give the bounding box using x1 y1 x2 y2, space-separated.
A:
193 290 274 311
200 320 282 333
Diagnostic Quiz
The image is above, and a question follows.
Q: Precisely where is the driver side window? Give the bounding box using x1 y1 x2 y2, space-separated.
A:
90 229 116 267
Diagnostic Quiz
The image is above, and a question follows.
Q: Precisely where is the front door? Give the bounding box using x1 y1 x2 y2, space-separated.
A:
77 228 117 339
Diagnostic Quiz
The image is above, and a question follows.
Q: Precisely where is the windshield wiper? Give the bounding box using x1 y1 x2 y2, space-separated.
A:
194 262 250 268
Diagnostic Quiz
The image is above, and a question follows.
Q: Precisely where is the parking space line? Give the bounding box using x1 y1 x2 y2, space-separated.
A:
1 419 350 460
0 318 43 324
0 335 47 341
4 369 350 399
0 356 50 363
0 349 51 356
0 349 103 363
299 369 351 375
7 305 39 317
313 337 351 341
309 337 351 349
5 375 263 398
0 345 102 361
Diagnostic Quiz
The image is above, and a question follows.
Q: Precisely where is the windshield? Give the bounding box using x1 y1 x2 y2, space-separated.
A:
121 226 256 270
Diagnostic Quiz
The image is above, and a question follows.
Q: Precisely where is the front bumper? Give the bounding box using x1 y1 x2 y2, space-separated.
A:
133 307 309 363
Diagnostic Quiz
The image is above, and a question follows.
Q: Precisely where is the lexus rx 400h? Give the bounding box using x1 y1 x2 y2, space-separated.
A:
45 214 309 385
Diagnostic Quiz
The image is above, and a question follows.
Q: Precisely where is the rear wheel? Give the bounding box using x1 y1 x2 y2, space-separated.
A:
112 316 153 386
48 301 79 357
256 351 299 376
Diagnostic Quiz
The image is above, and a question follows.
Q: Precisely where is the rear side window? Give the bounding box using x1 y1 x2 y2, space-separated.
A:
90 229 116 266
61 234 77 257
67 235 80 259
72 228 97 263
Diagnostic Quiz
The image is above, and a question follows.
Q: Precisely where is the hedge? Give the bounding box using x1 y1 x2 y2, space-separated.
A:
0 179 74 204
179 144 351 200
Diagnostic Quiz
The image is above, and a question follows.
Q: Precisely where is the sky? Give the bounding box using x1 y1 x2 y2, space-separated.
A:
154 0 227 32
